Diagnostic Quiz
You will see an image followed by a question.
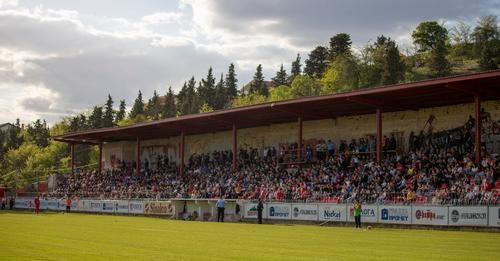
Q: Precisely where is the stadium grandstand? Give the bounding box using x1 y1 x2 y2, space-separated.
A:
43 70 500 207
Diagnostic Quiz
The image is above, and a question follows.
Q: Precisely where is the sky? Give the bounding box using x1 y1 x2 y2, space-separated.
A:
0 0 499 125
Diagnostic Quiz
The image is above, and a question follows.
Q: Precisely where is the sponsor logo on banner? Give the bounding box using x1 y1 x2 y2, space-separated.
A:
415 210 445 221
128 201 144 214
449 207 488 226
349 208 375 218
246 205 258 217
318 204 346 221
269 206 290 218
379 206 411 223
144 201 174 215
293 207 317 217
291 204 318 220
115 201 129 213
101 201 114 212
450 210 486 223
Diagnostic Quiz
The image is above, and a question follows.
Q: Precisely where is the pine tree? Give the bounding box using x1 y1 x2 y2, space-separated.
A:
289 53 302 83
199 67 216 108
329 33 352 59
102 94 114 127
272 64 288 86
304 46 329 78
115 100 126 123
225 63 238 102
26 119 50 147
129 90 144 119
88 106 104 128
145 90 161 120
381 39 405 85
214 73 225 109
162 87 177 118
249 64 267 96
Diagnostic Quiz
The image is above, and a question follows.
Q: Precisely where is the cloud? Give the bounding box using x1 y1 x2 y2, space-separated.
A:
0 0 499 125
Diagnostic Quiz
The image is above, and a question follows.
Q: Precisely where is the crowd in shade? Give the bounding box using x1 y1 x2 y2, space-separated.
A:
52 117 500 205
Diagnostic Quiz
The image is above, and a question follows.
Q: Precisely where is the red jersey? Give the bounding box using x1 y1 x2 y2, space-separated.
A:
34 197 40 208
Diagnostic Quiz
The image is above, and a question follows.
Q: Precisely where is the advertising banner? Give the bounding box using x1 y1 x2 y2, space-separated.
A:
448 206 488 226
318 204 347 222
128 201 145 214
143 201 174 215
347 204 378 223
46 199 59 210
14 198 32 209
412 206 448 226
378 205 411 224
78 200 92 212
267 203 292 220
114 200 130 213
488 206 500 227
291 204 318 221
243 202 266 219
101 200 115 213
89 200 104 212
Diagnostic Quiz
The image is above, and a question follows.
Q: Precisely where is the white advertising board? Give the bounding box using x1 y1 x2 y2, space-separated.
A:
488 206 500 227
101 200 115 213
89 200 104 212
267 203 292 220
243 202 266 219
412 206 448 226
114 200 130 213
78 200 92 212
448 206 488 227
347 204 378 223
128 201 145 214
291 204 319 221
378 205 411 224
318 204 347 222
14 198 32 209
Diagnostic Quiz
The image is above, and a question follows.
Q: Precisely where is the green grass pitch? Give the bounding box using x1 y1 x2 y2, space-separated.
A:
0 211 498 260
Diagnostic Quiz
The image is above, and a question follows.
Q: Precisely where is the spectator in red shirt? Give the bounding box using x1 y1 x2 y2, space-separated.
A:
34 195 40 214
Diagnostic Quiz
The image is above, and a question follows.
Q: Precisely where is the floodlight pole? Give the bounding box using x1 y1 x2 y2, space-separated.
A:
232 123 237 172
376 108 382 164
474 95 481 164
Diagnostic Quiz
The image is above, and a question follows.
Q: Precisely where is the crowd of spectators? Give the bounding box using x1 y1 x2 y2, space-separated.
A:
52 118 499 205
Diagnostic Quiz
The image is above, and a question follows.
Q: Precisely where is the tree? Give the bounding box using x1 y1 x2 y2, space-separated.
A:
213 73 226 110
290 75 321 97
199 102 214 113
162 87 177 118
129 90 145 119
199 67 216 108
102 94 114 127
321 54 359 94
178 77 199 115
289 53 302 83
249 64 267 96
115 100 126 123
232 92 267 107
225 63 238 103
88 106 104 128
268 85 293 101
4 119 22 150
304 46 329 78
26 119 50 147
329 33 352 59
382 38 405 85
145 90 161 120
412 21 450 77
272 64 288 86
472 15 500 70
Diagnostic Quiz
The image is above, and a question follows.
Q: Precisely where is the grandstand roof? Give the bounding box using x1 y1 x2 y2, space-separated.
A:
53 70 500 144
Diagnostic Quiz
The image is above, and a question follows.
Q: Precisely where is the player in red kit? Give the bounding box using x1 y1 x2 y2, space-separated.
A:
34 195 40 214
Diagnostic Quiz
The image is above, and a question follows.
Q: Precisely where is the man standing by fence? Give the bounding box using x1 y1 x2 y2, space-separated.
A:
354 201 362 229
216 197 225 222
257 199 264 224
